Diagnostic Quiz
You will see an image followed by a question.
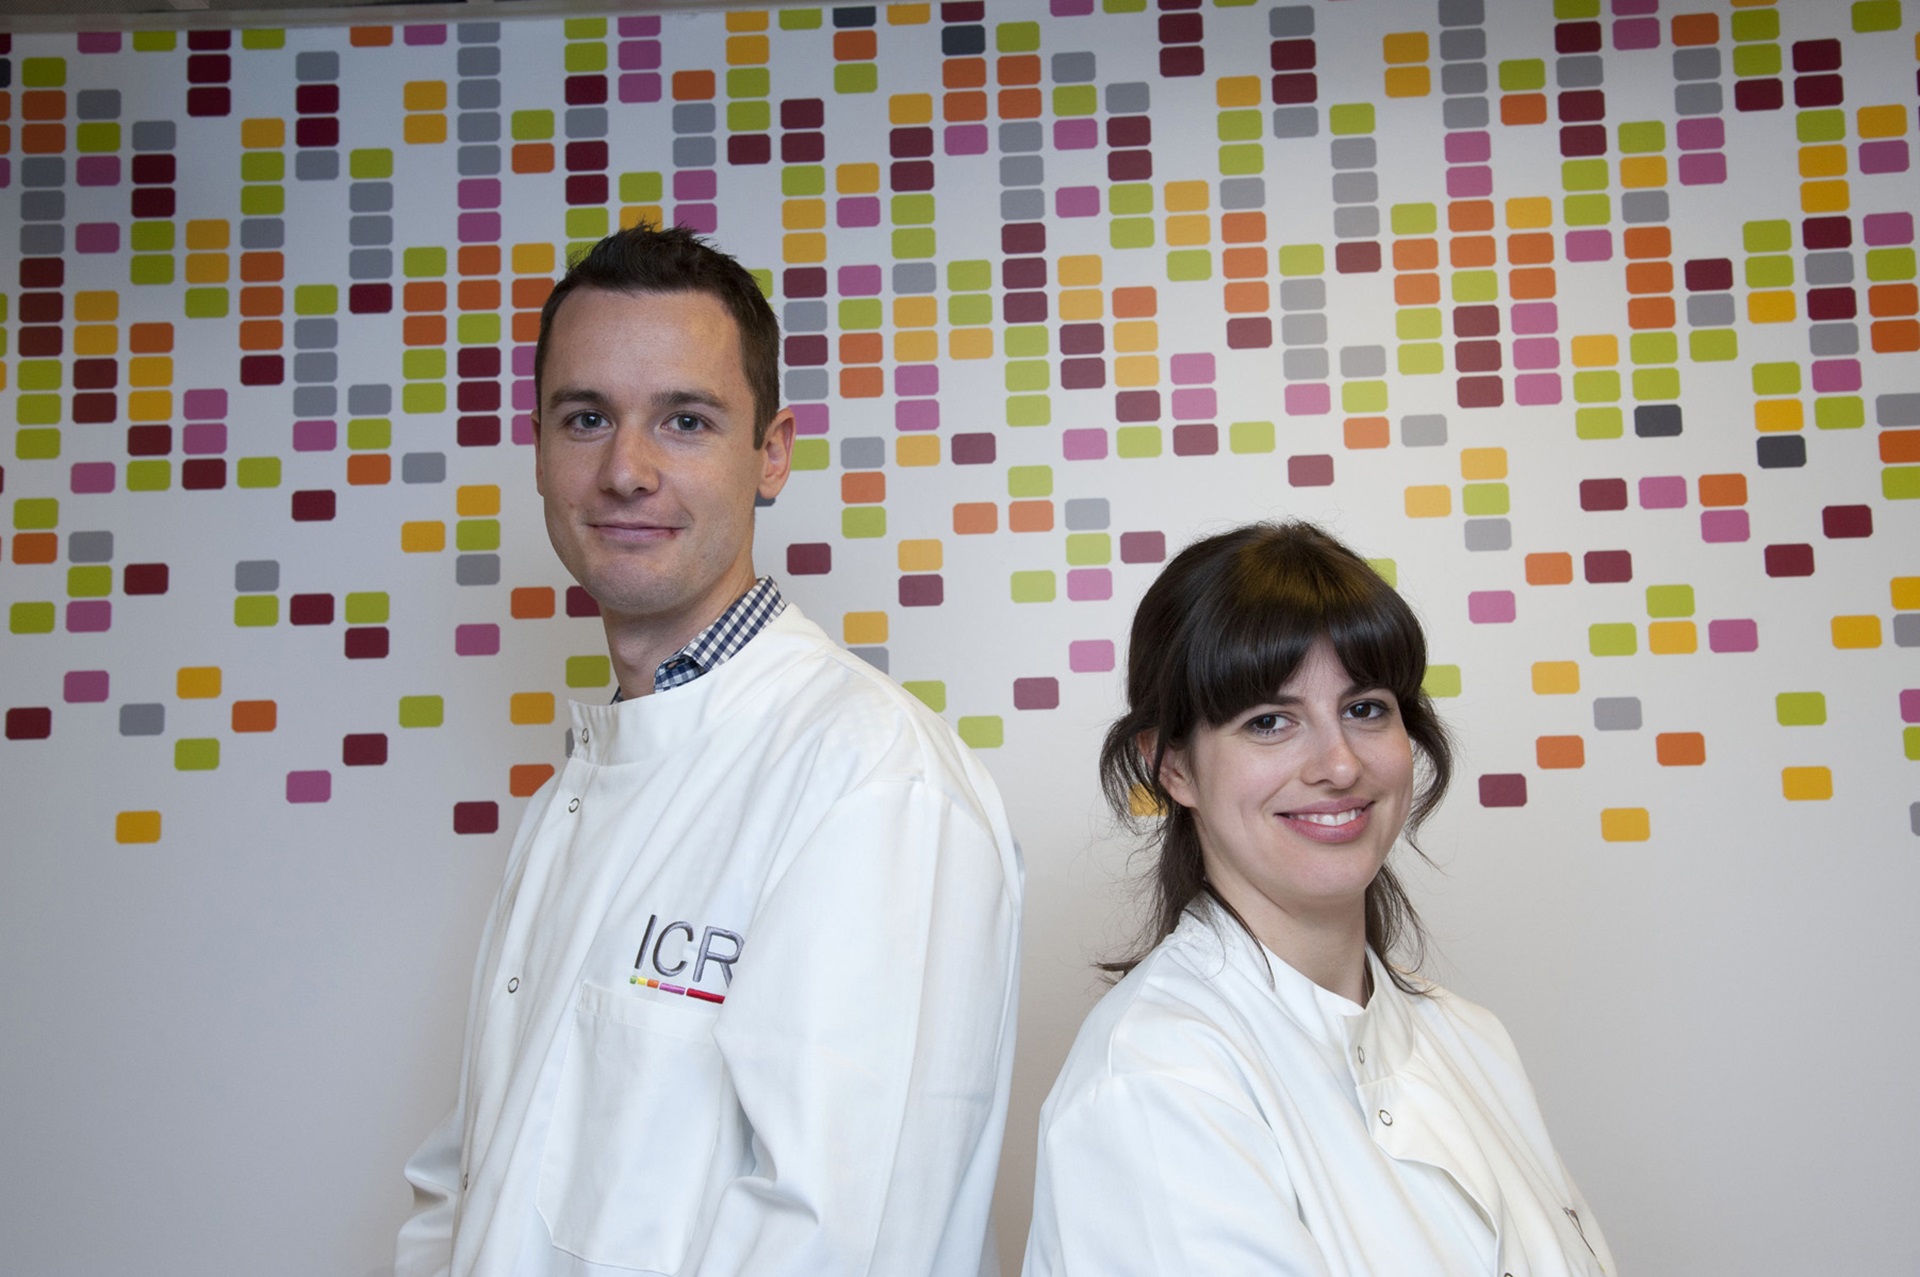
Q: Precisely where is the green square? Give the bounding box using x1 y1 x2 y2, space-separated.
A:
1775 691 1827 726
892 228 937 259
563 42 608 73
1573 370 1621 403
1005 360 1051 392
1006 396 1052 427
835 63 879 94
1588 623 1638 657
344 592 390 624
1005 325 1049 356
512 110 556 140
1065 533 1112 566
1397 308 1442 340
1554 0 1599 15
1218 143 1266 176
403 349 447 380
1229 420 1275 454
1751 362 1801 395
1633 368 1681 400
837 298 883 330
727 68 771 98
890 194 936 226
1422 665 1462 698
67 565 112 598
1866 248 1917 281
130 220 174 251
241 28 286 49
1451 270 1499 303
130 256 176 286
132 31 177 51
77 122 121 153
1053 85 1098 117
1010 571 1057 603
1689 329 1739 362
1217 110 1263 142
1729 8 1779 40
293 284 339 316
778 7 823 28
457 314 502 345
903 681 946 712
727 101 771 132
566 208 609 240
1815 396 1865 430
126 460 171 491
16 428 62 460
621 170 663 201
1110 218 1156 251
1166 250 1213 282
404 247 448 279
1367 559 1396 587
1562 194 1611 226
22 57 67 87
1341 381 1388 413
233 595 278 627
947 294 993 326
1278 243 1324 276
563 17 608 37
236 457 281 488
1854 0 1904 32
349 149 394 180
1630 332 1679 364
1007 465 1053 497
10 602 57 635
1618 121 1665 153
174 738 220 771
1906 725 1920 760
184 288 229 319
1498 59 1546 92
791 439 830 471
1103 0 1148 10
1109 183 1155 215
1561 159 1610 192
1328 103 1374 135
1732 44 1782 77
455 519 501 552
1575 407 1624 439
398 694 447 727
1116 426 1162 458
16 394 61 425
1398 344 1445 375
1795 108 1845 142
1885 466 1920 500
996 20 1041 51
957 716 1004 749
842 506 887 538
19 361 62 392
402 384 447 414
239 185 286 216
1461 483 1510 516
1389 203 1438 235
240 152 285 181
1743 220 1793 252
947 259 992 291
1645 584 1695 618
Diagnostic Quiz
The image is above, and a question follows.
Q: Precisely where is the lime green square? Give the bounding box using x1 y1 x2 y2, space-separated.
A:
1866 248 1917 281
398 694 447 726
1010 571 1057 603
402 385 447 414
791 439 829 471
1217 110 1263 142
15 394 61 426
1005 360 1050 392
1743 220 1793 252
1498 59 1546 92
892 228 937 259
10 602 57 635
22 57 67 87
727 101 771 132
1775 692 1827 726
455 519 501 552
293 284 339 316
778 7 822 28
903 681 946 712
727 68 771 98
1005 325 1049 356
184 288 229 319
1554 0 1599 15
1589 623 1638 657
1744 253 1795 289
1630 332 1679 364
947 294 992 326
234 595 278 627
241 28 285 49
563 42 608 73
1576 407 1624 439
404 247 448 279
1065 533 1112 566
1689 329 1739 362
16 428 62 461
1397 308 1442 339
996 20 1041 51
1110 218 1156 250
1885 466 1920 500
1218 143 1266 176
1053 85 1098 117
1633 368 1681 400
1109 183 1155 215
1462 483 1510 516
1573 370 1621 403
1732 44 1782 77
837 298 883 331
18 361 62 391
1229 420 1275 453
457 314 502 345
131 221 175 251
1389 203 1438 235
132 31 177 51
344 591 390 624
1368 559 1399 589
239 185 285 216
402 350 445 381
947 259 992 292
1811 396 1863 430
1278 243 1324 276
748 268 773 299
1617 121 1665 153
1116 426 1162 458
1451 270 1499 303
240 152 285 181
891 194 936 225
1752 362 1801 395
1730 8 1779 40
563 16 607 37
174 738 220 771
1796 112 1848 148
1328 103 1374 135
1422 665 1462 698
1007 465 1053 497
512 109 555 140
1646 584 1695 618
1005 395 1051 427
621 170 663 201
1563 194 1611 226
236 457 281 488
130 256 175 286
1906 725 1920 759
1854 0 1904 32
77 122 121 153
1104 0 1148 11
842 507 887 538
1166 250 1212 282
1341 381 1388 413
1398 343 1445 375
1561 159 1610 192
349 149 394 180
67 565 112 598
835 63 878 94
957 716 1004 749
566 208 609 240
126 460 172 491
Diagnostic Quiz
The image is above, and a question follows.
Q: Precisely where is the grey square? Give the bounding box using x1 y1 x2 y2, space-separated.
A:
77 89 122 120
348 249 393 280
1332 205 1380 238
1000 189 1045 221
120 703 166 737
456 554 501 586
1219 177 1265 210
1340 346 1386 377
673 136 716 168
673 102 716 134
234 559 280 592
1593 697 1642 731
1557 56 1604 88
240 219 285 249
1105 82 1150 114
1674 83 1722 116
1441 97 1490 129
1401 414 1448 447
292 386 336 416
1437 0 1484 25
1281 313 1328 346
68 531 115 563
1440 29 1486 60
458 79 502 110
1064 498 1109 530
294 150 339 181
457 20 500 42
1672 48 1720 81
1894 614 1920 648
293 319 338 350
786 369 829 400
1441 63 1488 95
457 46 501 77
21 190 64 221
402 452 447 484
1878 392 1920 426
1687 294 1735 327
1810 323 1860 356
1279 279 1326 311
849 646 889 674
1910 802 1920 836
893 263 936 294
295 51 339 81
1330 138 1376 170
1000 121 1043 153
349 183 394 212
783 301 828 332
566 108 609 138
1283 348 1329 379
1051 52 1096 84
1803 251 1854 285
457 112 502 143
1272 106 1319 139
348 384 392 415
1270 5 1314 36
1332 172 1378 205
1464 519 1511 551
20 225 63 255
348 215 395 246
1000 155 1046 187
1622 191 1668 224
456 145 502 176
1634 404 1683 437
131 120 175 151
840 436 886 469
21 157 66 188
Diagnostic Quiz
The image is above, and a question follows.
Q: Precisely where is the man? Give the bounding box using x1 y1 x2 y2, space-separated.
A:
398 225 1023 1276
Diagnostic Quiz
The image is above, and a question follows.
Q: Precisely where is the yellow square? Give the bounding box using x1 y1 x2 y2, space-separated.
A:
74 326 119 356
1166 214 1211 246
1403 485 1452 518
404 115 447 145
894 296 937 328
74 291 120 322
949 328 994 360
1753 399 1804 432
1647 621 1697 654
1800 179 1850 214
1114 355 1161 387
514 242 558 274
897 538 943 571
185 219 230 250
240 117 285 149
129 357 174 388
403 79 448 111
176 666 222 699
509 692 556 725
889 94 934 126
1505 197 1552 229
1113 320 1159 352
725 8 768 29
1460 446 1507 480
1599 808 1651 841
1531 661 1581 694
1798 145 1848 178
782 232 828 265
1748 290 1797 324
844 611 889 645
1382 31 1430 63
886 3 932 23
128 391 174 422
185 253 230 284
1216 76 1262 108
1781 766 1833 801
836 163 881 194
1892 576 1920 609
1384 66 1431 98
1857 105 1908 139
781 199 827 230
896 435 940 467
457 484 501 516
1057 255 1104 287
401 521 447 553
726 34 770 64
1830 615 1882 648
1165 181 1210 212
894 331 938 363
1570 334 1618 367
1059 288 1105 320
116 810 163 844
1618 155 1667 189
619 205 664 232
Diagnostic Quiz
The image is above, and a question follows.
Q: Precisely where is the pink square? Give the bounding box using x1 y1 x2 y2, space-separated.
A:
1069 639 1115 673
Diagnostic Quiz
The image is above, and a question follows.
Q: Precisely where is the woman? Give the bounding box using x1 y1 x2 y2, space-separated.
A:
1025 522 1612 1276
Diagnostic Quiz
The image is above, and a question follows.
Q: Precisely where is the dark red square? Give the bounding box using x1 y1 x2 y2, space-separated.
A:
1012 677 1060 710
899 574 944 607
1559 124 1607 157
239 355 284 386
1271 72 1318 104
1288 454 1334 486
126 425 173 456
781 132 826 164
1119 531 1166 564
1171 424 1217 456
1478 773 1528 807
780 98 825 129
1002 223 1046 254
889 160 936 191
1226 317 1272 349
564 75 608 105
1801 217 1852 250
1002 292 1048 324
1583 549 1633 583
457 415 501 448
1115 390 1161 422
349 283 393 314
889 127 934 158
727 134 771 166
181 458 227 490
1734 78 1783 112
1334 241 1381 274
290 489 335 521
1793 74 1844 108
344 627 389 659
1684 258 1734 291
123 563 169 595
787 542 832 575
1060 323 1105 355
1270 38 1316 71
1159 46 1205 77
294 116 339 148
342 732 388 766
1108 150 1153 182
6 707 53 740
186 87 230 117
565 586 601 617
564 173 608 205
1557 90 1606 122
1822 505 1872 538
1764 543 1815 577
453 802 500 835
784 335 829 367
294 83 339 113
951 433 996 465
1060 358 1106 390
1453 305 1502 336
289 593 335 626
782 268 828 299
1456 375 1505 408
1580 478 1630 511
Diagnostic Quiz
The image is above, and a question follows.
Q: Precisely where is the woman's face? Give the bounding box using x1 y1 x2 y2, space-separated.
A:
1160 637 1414 942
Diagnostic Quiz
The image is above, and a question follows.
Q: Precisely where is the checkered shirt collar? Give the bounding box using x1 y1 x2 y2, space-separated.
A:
609 576 786 700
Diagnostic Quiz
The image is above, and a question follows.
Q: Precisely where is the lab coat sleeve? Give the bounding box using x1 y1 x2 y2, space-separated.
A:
1025 1073 1333 1277
395 1101 460 1277
697 777 1021 1277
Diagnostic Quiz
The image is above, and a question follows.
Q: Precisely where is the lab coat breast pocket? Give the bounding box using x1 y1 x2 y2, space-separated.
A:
536 982 726 1271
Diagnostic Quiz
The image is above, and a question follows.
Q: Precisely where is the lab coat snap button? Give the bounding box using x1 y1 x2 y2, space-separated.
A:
1377 1109 1393 1126
507 977 519 993
1356 1045 1366 1064
579 728 589 744
567 797 580 813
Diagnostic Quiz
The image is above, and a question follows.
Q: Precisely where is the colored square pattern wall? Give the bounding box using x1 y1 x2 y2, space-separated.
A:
2 0 1916 851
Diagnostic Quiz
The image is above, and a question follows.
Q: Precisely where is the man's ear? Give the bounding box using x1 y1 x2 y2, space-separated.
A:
1145 730 1197 811
531 413 545 496
757 407 795 502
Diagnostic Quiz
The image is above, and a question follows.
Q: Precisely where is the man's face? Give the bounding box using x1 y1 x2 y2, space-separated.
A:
533 287 793 638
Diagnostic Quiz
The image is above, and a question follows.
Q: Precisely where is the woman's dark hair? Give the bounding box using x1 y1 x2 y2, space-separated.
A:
1099 521 1454 991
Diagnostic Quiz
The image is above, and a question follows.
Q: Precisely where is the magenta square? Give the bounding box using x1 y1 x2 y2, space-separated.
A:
899 574 943 607
1612 17 1660 48
1638 475 1687 509
836 197 881 228
1170 353 1215 385
1062 428 1108 460
403 24 447 44
619 73 663 104
1284 383 1331 416
1811 359 1861 393
458 178 502 210
76 223 120 254
1512 337 1560 370
1446 166 1493 199
1859 141 1909 175
287 770 332 804
64 670 110 702
1053 119 1099 150
837 265 883 296
70 462 116 494
1467 590 1516 624
895 365 939 396
1478 773 1528 808
1119 530 1166 564
513 346 536 376
1899 689 1920 723
673 169 716 200
1170 388 1216 419
673 204 718 235
1676 118 1724 150
895 400 940 431
77 31 123 52
1514 373 1562 405
66 601 112 633
455 623 501 656
1056 186 1101 217
1510 302 1558 334
183 423 228 455
183 389 227 420
1066 569 1112 601
1069 639 1115 673
1700 509 1750 543
1707 619 1758 653
457 213 502 243
292 420 337 452
1444 132 1491 163
76 156 121 187
513 414 536 446
619 41 662 70
1565 230 1613 262
1116 390 1161 423
1052 0 1095 13
791 402 830 435
512 380 536 411
1288 453 1334 486
618 15 661 35
1013 677 1060 710
1678 153 1727 186
944 125 990 156
1863 212 1914 246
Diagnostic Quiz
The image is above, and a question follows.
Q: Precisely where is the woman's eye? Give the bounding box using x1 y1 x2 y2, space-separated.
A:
1348 699 1390 721
1247 713 1284 735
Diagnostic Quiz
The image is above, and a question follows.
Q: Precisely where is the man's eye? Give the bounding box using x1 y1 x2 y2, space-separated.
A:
570 411 608 431
668 413 705 432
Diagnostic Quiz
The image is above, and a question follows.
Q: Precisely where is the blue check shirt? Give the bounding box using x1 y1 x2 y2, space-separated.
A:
612 576 787 700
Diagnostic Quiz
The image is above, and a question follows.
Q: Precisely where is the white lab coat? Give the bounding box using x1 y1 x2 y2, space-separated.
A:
1024 903 1612 1276
399 606 1023 1277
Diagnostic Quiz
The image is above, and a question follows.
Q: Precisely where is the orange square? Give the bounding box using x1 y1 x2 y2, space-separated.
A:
1671 12 1719 45
672 70 716 100
944 90 988 122
1697 472 1747 506
1509 267 1557 299
839 366 885 399
1525 551 1574 585
238 320 283 351
1871 319 1920 352
1222 246 1268 279
1008 499 1054 532
1625 261 1674 294
1393 238 1439 271
510 586 556 619
512 142 555 174
1655 732 1706 766
346 453 391 486
1221 211 1266 244
459 279 502 311
1343 417 1390 449
231 700 278 733
839 332 884 364
129 323 173 353
1223 281 1269 313
1535 735 1586 769
239 286 283 316
1449 235 1497 268
459 245 501 276
512 311 542 344
1879 430 1920 463
1500 93 1547 126
510 763 557 797
403 315 447 346
1868 282 1919 317
1506 232 1555 265
943 58 987 89
349 25 393 46
12 532 58 565
1623 226 1672 259
952 502 998 534
1448 200 1495 232
513 277 555 309
833 30 877 59
841 471 887 505
1113 287 1158 318
22 90 66 121
1394 274 1441 306
404 281 447 313
997 54 1041 85
239 252 285 282
1627 296 1676 329
998 88 1042 119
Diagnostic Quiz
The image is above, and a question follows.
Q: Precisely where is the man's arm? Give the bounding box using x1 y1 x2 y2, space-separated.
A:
396 1102 461 1277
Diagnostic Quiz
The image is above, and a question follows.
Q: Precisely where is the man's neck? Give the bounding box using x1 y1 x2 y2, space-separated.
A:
602 575 758 699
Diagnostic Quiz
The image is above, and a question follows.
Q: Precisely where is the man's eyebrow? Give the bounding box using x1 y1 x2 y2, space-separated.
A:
542 385 614 411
